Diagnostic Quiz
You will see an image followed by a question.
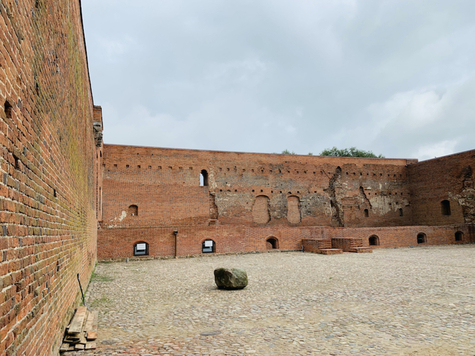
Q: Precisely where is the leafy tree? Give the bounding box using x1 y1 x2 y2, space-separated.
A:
319 147 384 158
281 149 296 155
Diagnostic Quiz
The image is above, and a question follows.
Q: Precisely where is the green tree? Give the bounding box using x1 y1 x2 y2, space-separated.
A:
319 147 384 158
281 149 296 155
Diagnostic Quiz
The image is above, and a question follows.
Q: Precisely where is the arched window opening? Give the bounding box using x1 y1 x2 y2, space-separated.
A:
134 241 149 256
200 170 209 187
128 205 138 216
369 235 380 246
202 239 215 253
441 200 451 216
417 233 427 244
266 237 279 250
364 209 369 218
455 231 463 242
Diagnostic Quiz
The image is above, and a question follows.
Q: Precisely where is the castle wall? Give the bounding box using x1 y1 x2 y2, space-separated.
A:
97 224 470 260
407 150 475 226
99 146 475 261
102 144 417 229
0 1 99 355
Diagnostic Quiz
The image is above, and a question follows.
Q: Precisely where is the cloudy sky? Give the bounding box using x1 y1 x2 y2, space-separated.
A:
81 0 475 160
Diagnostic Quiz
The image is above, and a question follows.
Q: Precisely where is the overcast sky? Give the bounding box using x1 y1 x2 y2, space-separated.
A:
81 0 475 160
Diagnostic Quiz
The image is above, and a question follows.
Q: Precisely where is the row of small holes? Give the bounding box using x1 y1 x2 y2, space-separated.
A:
109 164 403 178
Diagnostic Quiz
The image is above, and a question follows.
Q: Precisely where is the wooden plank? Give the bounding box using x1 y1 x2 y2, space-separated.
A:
60 343 73 352
79 333 87 345
68 306 88 334
85 342 97 350
84 311 94 331
64 336 80 344
86 331 97 341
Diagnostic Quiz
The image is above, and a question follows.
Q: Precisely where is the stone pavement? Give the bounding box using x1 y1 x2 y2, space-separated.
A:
69 245 475 355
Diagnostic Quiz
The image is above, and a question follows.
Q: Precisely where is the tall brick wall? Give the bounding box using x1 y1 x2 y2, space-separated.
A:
101 144 416 229
407 150 475 225
99 145 474 260
0 1 100 355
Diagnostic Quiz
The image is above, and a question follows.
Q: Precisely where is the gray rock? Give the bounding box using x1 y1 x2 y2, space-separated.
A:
214 268 248 290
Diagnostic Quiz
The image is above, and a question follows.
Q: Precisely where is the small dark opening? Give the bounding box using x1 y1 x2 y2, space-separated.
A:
441 200 451 215
455 231 463 242
4 101 12 119
13 154 20 169
53 189 57 197
399 208 403 216
202 239 215 253
266 237 279 250
128 205 138 216
134 241 149 256
369 235 379 246
364 209 369 217
200 170 208 186
417 233 427 244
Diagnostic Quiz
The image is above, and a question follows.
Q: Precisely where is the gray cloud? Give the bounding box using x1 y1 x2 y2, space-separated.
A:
82 0 475 160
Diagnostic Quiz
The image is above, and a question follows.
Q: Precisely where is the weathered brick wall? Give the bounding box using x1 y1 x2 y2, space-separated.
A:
102 144 416 229
329 224 473 247
407 150 475 225
0 1 99 355
97 224 470 260
99 145 475 261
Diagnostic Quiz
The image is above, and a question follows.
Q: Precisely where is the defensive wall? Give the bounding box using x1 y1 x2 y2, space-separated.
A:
98 145 475 259
0 1 101 355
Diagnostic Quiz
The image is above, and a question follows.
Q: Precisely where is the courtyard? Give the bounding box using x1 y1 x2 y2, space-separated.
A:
74 245 475 355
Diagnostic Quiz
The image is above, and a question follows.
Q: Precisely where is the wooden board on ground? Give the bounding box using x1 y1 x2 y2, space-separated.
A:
68 306 88 334
84 311 94 331
86 331 97 341
85 342 97 350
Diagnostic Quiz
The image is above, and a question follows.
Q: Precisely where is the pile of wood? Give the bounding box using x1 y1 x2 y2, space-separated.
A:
60 306 98 352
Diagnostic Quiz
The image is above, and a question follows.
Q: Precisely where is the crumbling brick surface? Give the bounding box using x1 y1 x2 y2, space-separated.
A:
0 1 100 355
101 144 416 229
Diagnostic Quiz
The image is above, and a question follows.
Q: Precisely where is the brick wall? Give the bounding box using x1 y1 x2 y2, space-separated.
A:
102 144 416 229
100 145 474 261
407 150 475 225
0 1 99 355
98 224 471 260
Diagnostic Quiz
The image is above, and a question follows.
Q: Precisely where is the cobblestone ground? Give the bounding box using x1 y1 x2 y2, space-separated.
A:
71 245 475 355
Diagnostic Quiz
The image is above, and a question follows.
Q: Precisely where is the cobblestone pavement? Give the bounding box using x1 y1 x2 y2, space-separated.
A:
71 245 475 355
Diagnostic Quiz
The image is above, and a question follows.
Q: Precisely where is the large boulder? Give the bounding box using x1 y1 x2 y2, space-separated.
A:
214 268 248 290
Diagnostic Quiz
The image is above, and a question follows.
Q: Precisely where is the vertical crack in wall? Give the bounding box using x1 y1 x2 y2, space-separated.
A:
325 167 344 227
359 186 372 209
209 192 219 220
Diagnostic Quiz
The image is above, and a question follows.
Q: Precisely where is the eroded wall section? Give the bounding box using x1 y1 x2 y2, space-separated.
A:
101 145 416 229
